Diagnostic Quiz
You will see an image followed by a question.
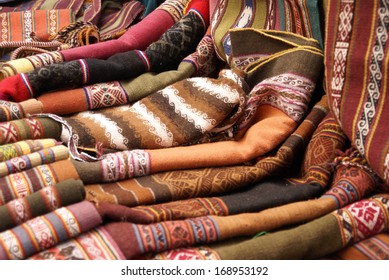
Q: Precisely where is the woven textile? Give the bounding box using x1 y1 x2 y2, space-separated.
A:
0 9 207 102
0 159 79 205
62 68 245 153
0 0 387 261
73 150 151 184
0 138 58 162
65 193 389 260
60 0 189 61
0 100 25 121
325 232 389 260
0 9 74 43
29 226 125 260
0 117 61 145
0 52 65 81
147 194 389 260
84 95 332 206
21 25 217 116
94 178 322 224
325 0 389 185
211 0 323 64
0 144 69 177
0 179 86 232
0 0 204 79
0 200 101 260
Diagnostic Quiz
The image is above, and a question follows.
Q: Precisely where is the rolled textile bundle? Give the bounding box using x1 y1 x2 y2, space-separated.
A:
0 159 80 206
0 138 58 162
0 144 69 177
19 25 218 116
0 179 86 232
0 117 61 146
0 99 42 122
0 200 101 260
0 7 208 102
0 0 208 79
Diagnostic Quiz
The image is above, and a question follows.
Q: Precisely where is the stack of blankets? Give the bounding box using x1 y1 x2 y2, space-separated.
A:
0 0 388 260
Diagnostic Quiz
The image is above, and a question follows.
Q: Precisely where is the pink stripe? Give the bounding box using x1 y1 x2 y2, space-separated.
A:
78 59 89 84
66 201 102 232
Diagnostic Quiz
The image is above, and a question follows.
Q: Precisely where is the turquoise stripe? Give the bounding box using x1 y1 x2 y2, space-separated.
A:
278 0 285 31
306 0 324 49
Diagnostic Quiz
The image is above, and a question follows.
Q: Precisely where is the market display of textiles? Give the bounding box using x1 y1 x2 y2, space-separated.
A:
0 0 388 260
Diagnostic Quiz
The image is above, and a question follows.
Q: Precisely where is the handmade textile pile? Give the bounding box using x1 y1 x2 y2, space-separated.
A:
0 0 388 260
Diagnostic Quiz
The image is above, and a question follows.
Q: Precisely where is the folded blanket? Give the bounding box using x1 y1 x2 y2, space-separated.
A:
0 159 79 205
95 178 323 224
0 200 101 260
211 0 323 64
325 232 389 260
62 68 246 153
144 192 389 260
0 145 69 177
0 138 58 162
83 95 332 205
28 226 126 260
0 117 61 145
0 179 85 232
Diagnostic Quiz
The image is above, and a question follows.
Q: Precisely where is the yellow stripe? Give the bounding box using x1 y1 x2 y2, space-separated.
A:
145 207 165 222
246 46 322 75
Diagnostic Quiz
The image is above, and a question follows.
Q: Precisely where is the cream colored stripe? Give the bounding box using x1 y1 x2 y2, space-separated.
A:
77 112 128 150
190 78 240 103
124 103 174 147
160 86 217 133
